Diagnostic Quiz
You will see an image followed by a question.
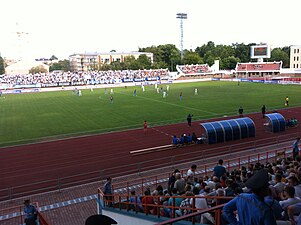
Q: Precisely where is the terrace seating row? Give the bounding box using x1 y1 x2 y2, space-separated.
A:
236 62 282 72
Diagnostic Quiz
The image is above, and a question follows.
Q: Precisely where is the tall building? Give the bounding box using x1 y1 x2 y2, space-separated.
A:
290 45 301 69
69 51 153 72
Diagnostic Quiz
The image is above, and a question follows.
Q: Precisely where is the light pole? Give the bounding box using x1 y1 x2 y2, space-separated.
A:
176 13 187 60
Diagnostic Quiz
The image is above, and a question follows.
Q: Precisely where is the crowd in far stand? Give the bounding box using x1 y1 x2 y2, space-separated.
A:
178 64 210 74
105 141 301 225
0 69 169 87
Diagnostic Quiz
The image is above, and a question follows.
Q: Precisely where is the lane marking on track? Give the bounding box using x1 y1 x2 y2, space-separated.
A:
150 127 173 137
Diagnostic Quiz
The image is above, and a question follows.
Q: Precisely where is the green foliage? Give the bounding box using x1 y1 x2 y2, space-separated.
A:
182 51 203 65
0 56 5 74
50 55 58 60
1 81 300 147
29 65 48 74
268 48 290 68
49 59 70 72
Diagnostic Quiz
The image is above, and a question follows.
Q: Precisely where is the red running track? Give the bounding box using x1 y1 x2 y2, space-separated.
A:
0 107 301 198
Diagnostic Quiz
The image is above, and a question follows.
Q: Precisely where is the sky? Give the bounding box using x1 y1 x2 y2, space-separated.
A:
0 0 300 60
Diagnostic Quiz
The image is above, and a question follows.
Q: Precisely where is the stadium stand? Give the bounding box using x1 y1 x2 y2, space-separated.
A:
0 69 169 88
235 61 282 77
177 64 211 74
98 144 301 224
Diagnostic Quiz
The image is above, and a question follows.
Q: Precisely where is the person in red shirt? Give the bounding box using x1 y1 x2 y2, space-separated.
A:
144 120 147 133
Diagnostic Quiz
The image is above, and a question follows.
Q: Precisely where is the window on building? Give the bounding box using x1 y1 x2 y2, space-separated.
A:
105 58 109 63
293 64 295 68
298 49 300 53
294 49 296 54
297 56 299 61
294 57 296 61
297 64 299 68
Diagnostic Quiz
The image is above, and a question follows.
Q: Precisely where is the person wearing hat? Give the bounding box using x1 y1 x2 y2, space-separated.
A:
223 169 277 225
85 214 117 225
23 199 37 225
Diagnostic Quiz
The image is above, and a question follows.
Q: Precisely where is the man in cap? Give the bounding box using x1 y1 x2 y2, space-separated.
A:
23 199 37 225
223 169 277 225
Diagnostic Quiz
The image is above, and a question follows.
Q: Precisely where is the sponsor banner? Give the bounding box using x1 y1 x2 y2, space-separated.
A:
264 80 278 84
252 80 264 83
146 76 160 81
211 78 220 81
122 78 134 82
14 84 40 88
241 79 252 82
133 78 145 82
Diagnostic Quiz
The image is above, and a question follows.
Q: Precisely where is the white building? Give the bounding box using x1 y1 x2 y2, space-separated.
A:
290 45 301 69
69 51 153 72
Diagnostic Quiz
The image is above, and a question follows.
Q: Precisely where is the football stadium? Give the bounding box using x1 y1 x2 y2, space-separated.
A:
1 3 301 225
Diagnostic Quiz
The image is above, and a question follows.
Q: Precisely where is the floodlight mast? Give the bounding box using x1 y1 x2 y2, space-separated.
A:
176 13 187 60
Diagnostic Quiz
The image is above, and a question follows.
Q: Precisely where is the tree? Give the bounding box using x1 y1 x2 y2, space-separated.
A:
221 56 240 70
136 54 152 69
49 60 70 72
0 56 5 75
29 65 48 74
50 55 58 61
268 48 289 68
182 51 204 65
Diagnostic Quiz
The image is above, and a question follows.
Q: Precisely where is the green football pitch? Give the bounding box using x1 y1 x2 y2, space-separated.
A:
0 81 300 147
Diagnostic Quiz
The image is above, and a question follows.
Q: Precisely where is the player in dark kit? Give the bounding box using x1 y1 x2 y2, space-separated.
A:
187 114 193 126
261 105 266 118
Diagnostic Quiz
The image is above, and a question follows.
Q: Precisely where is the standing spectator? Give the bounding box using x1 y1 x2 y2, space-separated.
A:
133 89 137 96
285 96 289 106
168 169 180 194
187 114 193 127
179 92 183 101
110 95 113 103
293 138 301 160
24 199 37 225
187 164 197 185
213 159 227 180
238 106 244 117
143 120 147 134
174 172 186 195
223 169 277 225
103 177 113 207
262 105 266 118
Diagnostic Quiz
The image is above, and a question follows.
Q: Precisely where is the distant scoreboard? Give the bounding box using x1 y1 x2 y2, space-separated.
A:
250 45 270 59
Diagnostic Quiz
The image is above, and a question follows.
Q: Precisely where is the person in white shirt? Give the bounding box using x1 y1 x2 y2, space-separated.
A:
162 91 166 98
194 88 198 95
280 186 301 217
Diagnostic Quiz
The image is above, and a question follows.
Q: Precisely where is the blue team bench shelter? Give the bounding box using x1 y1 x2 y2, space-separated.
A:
264 113 286 133
201 117 256 144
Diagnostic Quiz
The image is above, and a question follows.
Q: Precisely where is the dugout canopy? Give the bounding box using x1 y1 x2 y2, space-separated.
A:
201 117 256 144
265 113 286 133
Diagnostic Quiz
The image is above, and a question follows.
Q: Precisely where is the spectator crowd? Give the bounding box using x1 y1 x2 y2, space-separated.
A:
107 153 301 224
0 69 169 87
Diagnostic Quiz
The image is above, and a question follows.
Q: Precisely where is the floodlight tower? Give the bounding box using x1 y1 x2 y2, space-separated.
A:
14 22 29 60
176 13 187 60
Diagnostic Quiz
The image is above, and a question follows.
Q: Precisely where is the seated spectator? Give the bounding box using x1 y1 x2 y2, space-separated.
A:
141 189 154 214
192 132 198 143
172 135 179 147
280 186 301 219
175 191 194 217
187 133 192 144
129 190 143 212
179 135 184 145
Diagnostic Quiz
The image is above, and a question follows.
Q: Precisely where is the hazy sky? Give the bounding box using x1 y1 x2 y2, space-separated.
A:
1 0 300 60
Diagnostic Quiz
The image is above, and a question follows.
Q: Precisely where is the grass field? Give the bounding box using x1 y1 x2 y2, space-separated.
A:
1 81 301 147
